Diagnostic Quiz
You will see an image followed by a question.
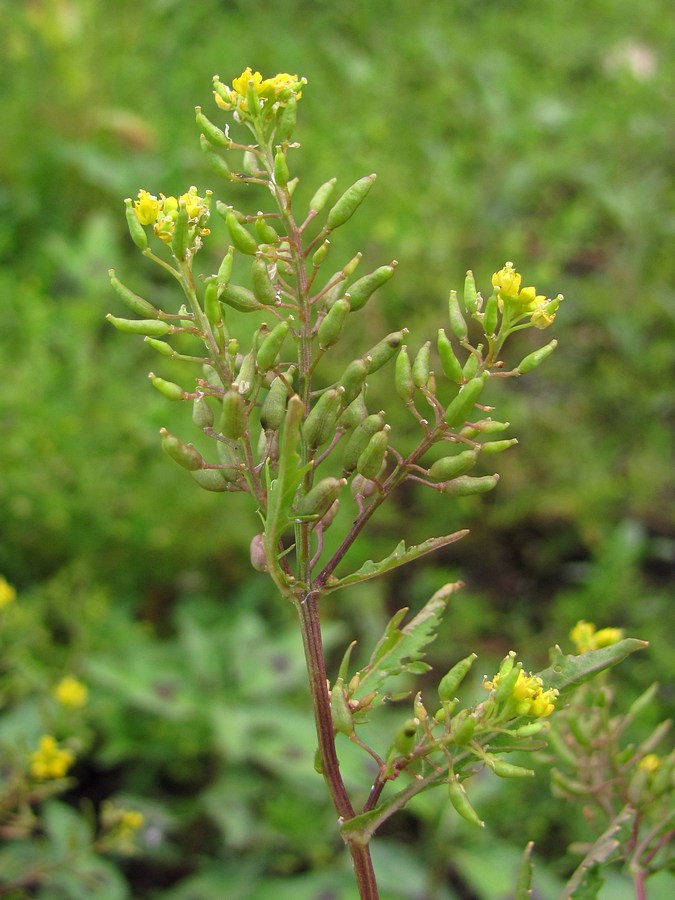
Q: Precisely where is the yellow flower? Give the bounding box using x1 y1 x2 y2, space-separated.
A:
133 190 160 225
571 620 623 654
639 753 660 774
29 735 75 780
232 66 263 97
492 261 522 297
0 576 16 608
485 668 558 717
55 676 88 708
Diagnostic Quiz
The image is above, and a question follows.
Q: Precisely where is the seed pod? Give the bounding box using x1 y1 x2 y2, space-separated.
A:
462 418 510 436
483 293 499 337
444 375 486 427
202 363 224 389
234 352 256 399
395 345 414 402
317 498 340 531
276 94 297 142
488 758 535 778
437 328 463 383
463 270 478 316
217 246 235 285
448 290 468 341
452 714 476 745
393 718 419 756
350 473 377 500
514 722 546 738
203 281 222 326
342 412 386 473
220 283 263 313
338 358 369 407
302 388 342 448
257 320 289 373
192 395 214 429
195 106 227 146
295 477 345 518
479 438 518 454
220 388 247 439
312 239 330 268
412 341 431 389
356 426 389 480
438 653 478 701
309 177 337 214
190 469 231 492
345 262 397 312
462 350 480 380
106 313 172 337
261 370 294 431
330 677 355 737
338 392 368 430
441 474 499 496
225 211 259 255
326 174 376 230
448 777 484 828
148 372 186 401
172 203 189 261
255 215 280 245
160 428 204 471
109 270 159 317
216 439 243 482
144 337 173 357
363 330 407 373
273 147 290 187
428 450 477 482
249 534 268 572
124 198 148 250
318 298 350 349
517 339 558 374
200 134 231 179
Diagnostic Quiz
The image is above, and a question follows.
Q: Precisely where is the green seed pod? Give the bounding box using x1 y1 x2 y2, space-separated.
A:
254 215 280 245
318 298 350 349
249 534 268 572
192 395 214 429
261 370 294 431
309 177 337 214
479 438 519 454
330 677 355 737
428 450 478 482
494 662 521 704
395 345 414 402
148 372 186 401
276 94 297 142
514 722 546 738
302 388 342 448
356 426 389 480
444 375 486 427
216 439 244 482
124 198 148 250
144 337 173 357
448 777 484 828
217 246 235 285
412 341 431 389
220 283 263 313
199 134 231 179
338 392 368 430
225 211 259 255
171 203 189 261
345 263 397 312
109 270 158 317
393 718 419 756
343 252 362 278
517 339 558 374
452 714 476 746
273 147 290 187
441 474 499 496
363 330 407 373
448 290 468 341
190 468 231 492
438 653 478 702
220 388 247 439
256 320 289 373
342 411 386 473
160 428 204 471
203 280 222 326
106 313 172 337
234 351 257 398
250 257 277 306
463 270 478 316
350 473 377 500
312 239 331 268
437 328 463 383
203 363 224 389
317 498 340 531
488 758 535 778
462 349 480 380
462 418 510 436
195 106 228 146
338 358 369 407
326 174 376 230
483 292 499 337
295 476 345 518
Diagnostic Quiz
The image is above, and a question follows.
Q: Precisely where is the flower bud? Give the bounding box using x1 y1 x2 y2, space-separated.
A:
225 210 259 255
109 270 159 317
317 298 350 349
160 428 204 471
441 474 499 496
326 174 376 230
345 262 397 312
106 313 172 337
342 411 386 473
356 426 389 480
256 320 289 373
428 450 477 482
309 177 337 214
302 388 342 448
438 653 477 701
148 373 186 400
437 329 463 383
516 339 558 374
395 345 415 403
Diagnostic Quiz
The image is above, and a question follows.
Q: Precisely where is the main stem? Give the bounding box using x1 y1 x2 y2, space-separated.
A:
296 591 380 900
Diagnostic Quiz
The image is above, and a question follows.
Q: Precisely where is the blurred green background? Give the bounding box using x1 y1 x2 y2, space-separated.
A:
0 0 673 897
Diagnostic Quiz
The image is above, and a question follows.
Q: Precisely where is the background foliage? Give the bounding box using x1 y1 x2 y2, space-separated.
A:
0 0 673 897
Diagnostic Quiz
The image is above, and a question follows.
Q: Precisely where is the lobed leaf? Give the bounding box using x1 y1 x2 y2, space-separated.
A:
537 639 648 699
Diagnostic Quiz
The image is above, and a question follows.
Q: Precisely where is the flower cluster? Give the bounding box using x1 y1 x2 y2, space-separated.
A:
484 668 559 718
570 620 624 654
491 261 562 329
54 676 88 708
29 735 75 780
132 187 211 244
213 67 304 115
0 575 16 608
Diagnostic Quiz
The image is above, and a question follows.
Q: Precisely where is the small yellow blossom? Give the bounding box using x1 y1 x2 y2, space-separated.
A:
639 753 660 774
492 261 522 297
491 262 562 329
30 735 75 780
232 66 263 98
133 190 160 225
571 620 624 654
485 669 558 718
0 576 16 608
55 676 88 709
215 69 304 114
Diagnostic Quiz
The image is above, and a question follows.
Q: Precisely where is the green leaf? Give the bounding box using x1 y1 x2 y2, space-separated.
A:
327 531 468 593
350 582 461 705
515 841 535 900
537 639 648 698
562 806 635 900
